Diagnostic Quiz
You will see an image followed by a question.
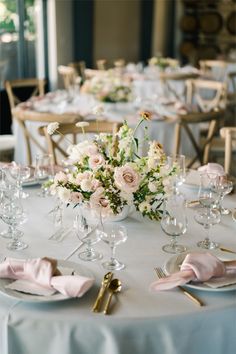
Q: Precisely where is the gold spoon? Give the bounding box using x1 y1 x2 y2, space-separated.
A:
92 272 113 312
103 279 122 315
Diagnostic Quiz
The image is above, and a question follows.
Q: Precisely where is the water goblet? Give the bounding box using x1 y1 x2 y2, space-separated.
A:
194 208 221 249
167 154 186 194
10 164 31 199
213 176 233 215
34 154 54 197
198 172 219 209
161 193 188 254
0 198 28 250
74 204 103 261
99 223 127 270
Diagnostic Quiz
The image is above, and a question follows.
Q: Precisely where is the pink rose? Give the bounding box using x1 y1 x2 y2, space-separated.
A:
70 192 83 204
90 187 111 213
88 154 105 170
114 165 140 193
54 171 68 183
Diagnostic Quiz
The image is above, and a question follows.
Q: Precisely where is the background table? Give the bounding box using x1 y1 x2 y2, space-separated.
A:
0 182 236 354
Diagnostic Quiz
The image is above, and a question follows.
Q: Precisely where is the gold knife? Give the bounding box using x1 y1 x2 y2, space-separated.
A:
220 247 236 254
92 272 113 312
178 286 205 307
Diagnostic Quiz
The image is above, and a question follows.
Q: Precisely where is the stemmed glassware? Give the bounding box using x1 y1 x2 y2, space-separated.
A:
161 193 188 254
10 164 31 199
194 208 221 249
34 154 54 197
195 172 221 249
167 154 186 194
98 223 127 270
74 203 103 261
212 176 233 215
0 185 28 250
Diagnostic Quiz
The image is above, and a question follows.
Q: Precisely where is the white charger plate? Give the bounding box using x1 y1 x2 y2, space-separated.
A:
0 260 93 303
164 251 236 292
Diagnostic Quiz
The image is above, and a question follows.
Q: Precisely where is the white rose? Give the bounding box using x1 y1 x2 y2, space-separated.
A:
148 182 157 193
114 164 140 193
57 187 71 203
80 179 93 192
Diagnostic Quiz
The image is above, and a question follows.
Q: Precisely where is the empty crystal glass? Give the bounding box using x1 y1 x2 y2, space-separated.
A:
0 190 28 250
212 176 233 215
194 208 221 249
161 193 188 254
10 164 31 199
34 154 54 197
98 223 127 270
167 154 186 194
74 203 102 261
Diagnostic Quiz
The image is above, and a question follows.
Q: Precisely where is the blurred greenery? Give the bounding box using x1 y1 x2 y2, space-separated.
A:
0 0 35 34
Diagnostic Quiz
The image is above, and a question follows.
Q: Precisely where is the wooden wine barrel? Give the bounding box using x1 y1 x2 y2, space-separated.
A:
227 12 236 35
180 15 197 33
195 44 221 60
179 41 196 57
199 12 223 34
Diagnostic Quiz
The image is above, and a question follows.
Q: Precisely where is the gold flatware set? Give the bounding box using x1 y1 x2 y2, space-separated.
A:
92 272 122 315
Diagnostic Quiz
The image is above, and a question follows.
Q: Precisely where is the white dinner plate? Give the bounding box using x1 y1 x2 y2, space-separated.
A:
0 260 93 303
164 251 236 292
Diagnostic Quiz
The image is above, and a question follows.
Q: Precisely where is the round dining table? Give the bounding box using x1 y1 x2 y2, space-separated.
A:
0 174 236 354
12 91 199 166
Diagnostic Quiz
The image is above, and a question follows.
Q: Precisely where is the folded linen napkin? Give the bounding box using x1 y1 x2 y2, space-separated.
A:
198 163 225 176
150 253 236 291
0 257 94 298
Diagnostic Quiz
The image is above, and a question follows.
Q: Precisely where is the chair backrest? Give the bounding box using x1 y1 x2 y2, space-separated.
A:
228 71 236 93
185 79 227 112
220 127 236 174
58 65 79 90
173 109 224 168
5 78 46 110
199 60 227 81
68 61 86 82
96 59 107 71
38 120 122 165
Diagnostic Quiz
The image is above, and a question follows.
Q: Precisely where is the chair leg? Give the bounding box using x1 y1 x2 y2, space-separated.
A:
225 131 232 175
173 123 181 155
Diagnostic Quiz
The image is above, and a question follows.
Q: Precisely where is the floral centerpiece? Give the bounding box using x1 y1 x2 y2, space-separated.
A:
81 70 132 103
48 112 176 221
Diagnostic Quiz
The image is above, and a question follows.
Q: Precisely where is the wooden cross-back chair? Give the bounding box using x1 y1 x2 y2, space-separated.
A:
68 61 86 82
38 120 122 165
58 65 79 90
173 79 226 168
199 60 227 82
96 59 107 71
5 78 46 164
220 127 236 175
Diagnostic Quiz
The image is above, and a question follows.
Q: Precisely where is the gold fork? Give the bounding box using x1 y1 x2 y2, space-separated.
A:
154 267 205 307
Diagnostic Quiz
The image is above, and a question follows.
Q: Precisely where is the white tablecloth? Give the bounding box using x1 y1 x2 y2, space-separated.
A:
0 182 236 354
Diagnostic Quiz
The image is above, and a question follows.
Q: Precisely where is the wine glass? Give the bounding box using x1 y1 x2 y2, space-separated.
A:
212 176 233 215
198 172 219 209
194 208 221 249
99 223 127 270
10 164 31 199
167 154 186 194
0 195 28 250
34 154 54 197
161 193 188 254
74 203 103 261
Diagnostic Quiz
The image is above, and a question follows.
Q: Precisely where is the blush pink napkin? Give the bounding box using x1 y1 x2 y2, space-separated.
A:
0 258 94 298
150 253 236 291
198 163 225 176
